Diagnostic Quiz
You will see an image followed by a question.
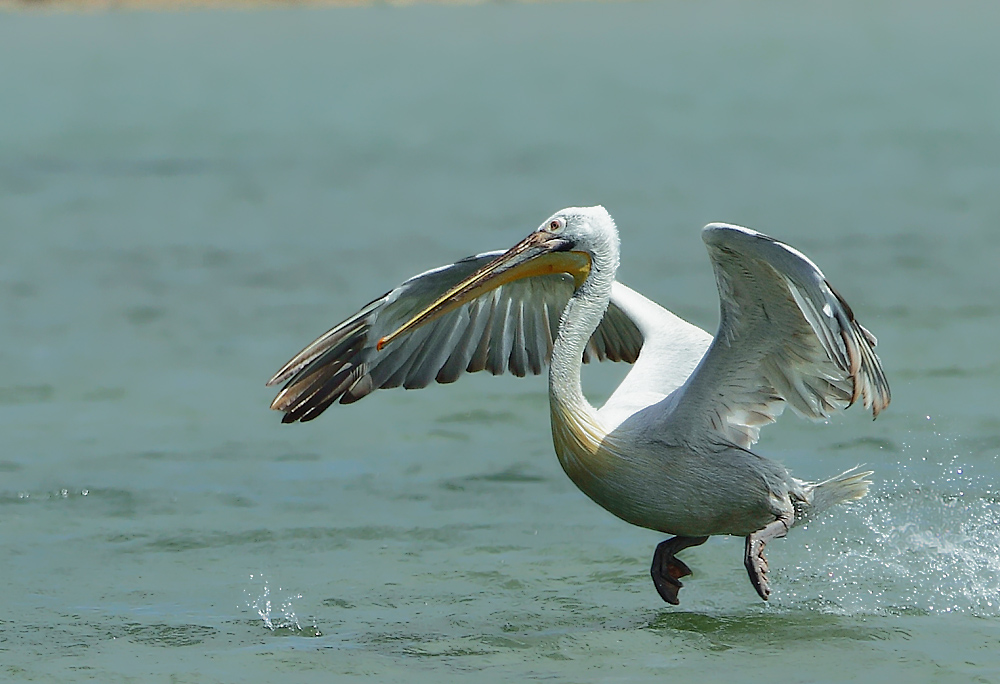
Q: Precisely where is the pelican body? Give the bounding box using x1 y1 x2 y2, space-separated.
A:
268 207 890 603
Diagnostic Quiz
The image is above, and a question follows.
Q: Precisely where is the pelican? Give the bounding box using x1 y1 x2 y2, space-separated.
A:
267 206 890 603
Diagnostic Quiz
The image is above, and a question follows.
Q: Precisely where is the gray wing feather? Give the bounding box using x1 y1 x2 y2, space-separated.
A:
269 251 643 423
661 224 890 449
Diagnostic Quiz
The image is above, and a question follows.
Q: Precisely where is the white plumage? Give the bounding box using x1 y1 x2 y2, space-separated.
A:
268 206 889 603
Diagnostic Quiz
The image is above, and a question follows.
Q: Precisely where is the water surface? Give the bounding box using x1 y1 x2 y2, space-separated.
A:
1 2 999 681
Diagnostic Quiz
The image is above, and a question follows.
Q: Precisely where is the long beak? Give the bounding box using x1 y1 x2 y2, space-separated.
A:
377 231 591 351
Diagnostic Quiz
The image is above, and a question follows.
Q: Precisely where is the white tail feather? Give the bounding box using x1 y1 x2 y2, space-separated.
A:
796 466 872 523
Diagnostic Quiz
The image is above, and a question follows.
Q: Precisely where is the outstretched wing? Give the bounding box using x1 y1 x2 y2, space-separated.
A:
268 251 644 423
660 224 890 450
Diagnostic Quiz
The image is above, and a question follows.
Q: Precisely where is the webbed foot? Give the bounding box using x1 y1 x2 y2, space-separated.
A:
744 515 792 601
650 535 708 605
744 534 770 600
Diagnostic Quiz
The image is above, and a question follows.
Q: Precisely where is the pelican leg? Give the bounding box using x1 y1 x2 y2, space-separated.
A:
744 513 793 601
650 535 709 605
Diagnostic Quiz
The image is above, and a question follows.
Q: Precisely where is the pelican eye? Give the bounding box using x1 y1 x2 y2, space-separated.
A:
548 218 565 232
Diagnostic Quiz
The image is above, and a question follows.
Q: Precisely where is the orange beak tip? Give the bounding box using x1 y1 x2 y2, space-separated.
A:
376 337 387 351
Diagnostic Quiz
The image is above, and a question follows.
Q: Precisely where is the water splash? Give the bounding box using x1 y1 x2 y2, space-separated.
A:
782 439 1000 617
244 573 322 636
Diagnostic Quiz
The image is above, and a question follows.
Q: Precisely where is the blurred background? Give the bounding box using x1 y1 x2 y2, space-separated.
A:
1 2 999 682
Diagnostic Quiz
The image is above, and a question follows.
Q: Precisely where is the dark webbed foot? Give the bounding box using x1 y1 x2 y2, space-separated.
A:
744 534 770 600
650 535 708 605
744 515 792 601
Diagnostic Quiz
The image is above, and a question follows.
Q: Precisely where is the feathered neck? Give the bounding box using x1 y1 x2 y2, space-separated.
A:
548 219 620 467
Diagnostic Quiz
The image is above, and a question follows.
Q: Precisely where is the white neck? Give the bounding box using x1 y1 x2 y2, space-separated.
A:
547 224 620 483
548 273 613 418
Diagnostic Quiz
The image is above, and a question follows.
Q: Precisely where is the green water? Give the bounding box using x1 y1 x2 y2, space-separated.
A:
2 1 999 681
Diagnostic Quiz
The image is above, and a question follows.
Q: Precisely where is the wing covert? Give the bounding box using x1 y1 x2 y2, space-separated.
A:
660 224 890 450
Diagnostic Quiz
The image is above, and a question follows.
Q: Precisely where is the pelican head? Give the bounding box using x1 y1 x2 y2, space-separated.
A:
552 205 622 277
377 205 619 351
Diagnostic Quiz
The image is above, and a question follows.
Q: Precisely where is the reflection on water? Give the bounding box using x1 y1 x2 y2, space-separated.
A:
647 610 909 649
